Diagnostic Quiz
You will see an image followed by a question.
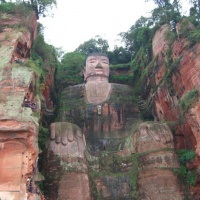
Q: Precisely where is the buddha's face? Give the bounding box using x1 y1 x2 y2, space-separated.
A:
83 55 110 81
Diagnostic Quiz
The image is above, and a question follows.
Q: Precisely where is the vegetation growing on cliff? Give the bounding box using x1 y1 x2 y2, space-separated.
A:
180 89 199 114
177 149 197 185
0 2 32 16
88 152 134 199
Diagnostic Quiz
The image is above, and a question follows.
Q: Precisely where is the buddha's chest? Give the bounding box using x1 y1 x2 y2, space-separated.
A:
85 82 111 104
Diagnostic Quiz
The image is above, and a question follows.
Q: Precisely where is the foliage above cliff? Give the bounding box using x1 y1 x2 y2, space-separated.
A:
0 0 56 18
180 89 199 114
0 2 32 16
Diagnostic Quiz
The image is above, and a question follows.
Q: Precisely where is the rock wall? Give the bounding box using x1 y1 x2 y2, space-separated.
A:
0 12 42 200
149 23 200 198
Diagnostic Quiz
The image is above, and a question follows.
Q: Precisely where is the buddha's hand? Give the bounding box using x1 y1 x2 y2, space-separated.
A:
138 122 173 144
50 122 85 146
50 122 87 170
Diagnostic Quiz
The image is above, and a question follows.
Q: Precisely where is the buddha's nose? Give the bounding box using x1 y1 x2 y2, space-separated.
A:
95 62 103 69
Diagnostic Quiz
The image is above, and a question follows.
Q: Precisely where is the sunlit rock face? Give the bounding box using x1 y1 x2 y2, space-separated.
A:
0 121 38 200
150 23 200 198
0 12 41 200
152 24 200 152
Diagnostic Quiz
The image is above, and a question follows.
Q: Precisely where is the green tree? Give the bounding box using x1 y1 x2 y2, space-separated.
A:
56 52 85 90
107 46 131 65
119 25 152 61
146 0 181 25
30 0 57 17
189 0 200 22
31 33 58 68
75 35 109 56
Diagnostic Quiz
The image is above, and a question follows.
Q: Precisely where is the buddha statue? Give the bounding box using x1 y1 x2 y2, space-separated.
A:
46 52 187 199
58 52 139 153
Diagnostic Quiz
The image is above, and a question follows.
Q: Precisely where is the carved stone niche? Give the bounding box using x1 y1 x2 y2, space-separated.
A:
0 121 38 200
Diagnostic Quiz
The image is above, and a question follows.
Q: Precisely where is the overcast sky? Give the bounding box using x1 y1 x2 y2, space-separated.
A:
38 0 188 53
38 0 158 53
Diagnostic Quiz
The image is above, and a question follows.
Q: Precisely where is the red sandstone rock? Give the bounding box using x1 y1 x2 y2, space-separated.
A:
151 24 200 199
138 169 187 199
0 12 40 200
58 173 91 200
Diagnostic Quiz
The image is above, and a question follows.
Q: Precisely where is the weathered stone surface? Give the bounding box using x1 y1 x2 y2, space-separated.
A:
152 24 200 154
136 121 186 199
58 173 91 200
42 72 55 112
95 175 131 199
138 169 186 200
45 122 91 200
152 24 170 57
138 151 180 169
60 83 139 152
44 150 91 200
0 12 41 200
0 121 38 200
150 23 200 198
137 122 174 153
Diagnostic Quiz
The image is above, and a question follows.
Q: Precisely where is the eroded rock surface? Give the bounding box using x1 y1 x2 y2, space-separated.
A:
0 12 41 200
136 122 187 199
152 24 200 153
146 23 200 198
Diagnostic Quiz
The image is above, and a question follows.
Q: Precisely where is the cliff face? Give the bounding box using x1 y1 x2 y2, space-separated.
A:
0 11 54 200
148 24 200 198
151 24 199 150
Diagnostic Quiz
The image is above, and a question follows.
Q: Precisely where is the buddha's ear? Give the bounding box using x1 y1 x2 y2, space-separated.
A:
83 67 86 81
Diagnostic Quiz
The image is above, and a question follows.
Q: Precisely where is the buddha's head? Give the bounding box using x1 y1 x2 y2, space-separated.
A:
83 52 110 82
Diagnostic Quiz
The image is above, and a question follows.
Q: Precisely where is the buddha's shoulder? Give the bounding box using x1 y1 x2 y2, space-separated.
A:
61 83 132 100
107 83 133 104
110 83 131 94
61 84 85 97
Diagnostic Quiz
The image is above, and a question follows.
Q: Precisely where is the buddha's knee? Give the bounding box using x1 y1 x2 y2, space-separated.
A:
136 121 180 169
136 122 184 199
136 121 174 153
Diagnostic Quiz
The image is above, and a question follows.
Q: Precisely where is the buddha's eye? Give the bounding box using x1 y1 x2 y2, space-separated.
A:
89 59 96 63
102 60 108 64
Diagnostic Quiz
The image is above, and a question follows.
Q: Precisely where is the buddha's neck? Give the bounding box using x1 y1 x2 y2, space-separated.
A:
86 76 109 83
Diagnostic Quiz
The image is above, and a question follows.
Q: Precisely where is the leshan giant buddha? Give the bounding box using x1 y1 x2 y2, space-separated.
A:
46 53 188 199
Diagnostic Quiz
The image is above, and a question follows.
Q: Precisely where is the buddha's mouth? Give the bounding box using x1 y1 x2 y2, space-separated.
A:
95 68 103 74
87 73 108 79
